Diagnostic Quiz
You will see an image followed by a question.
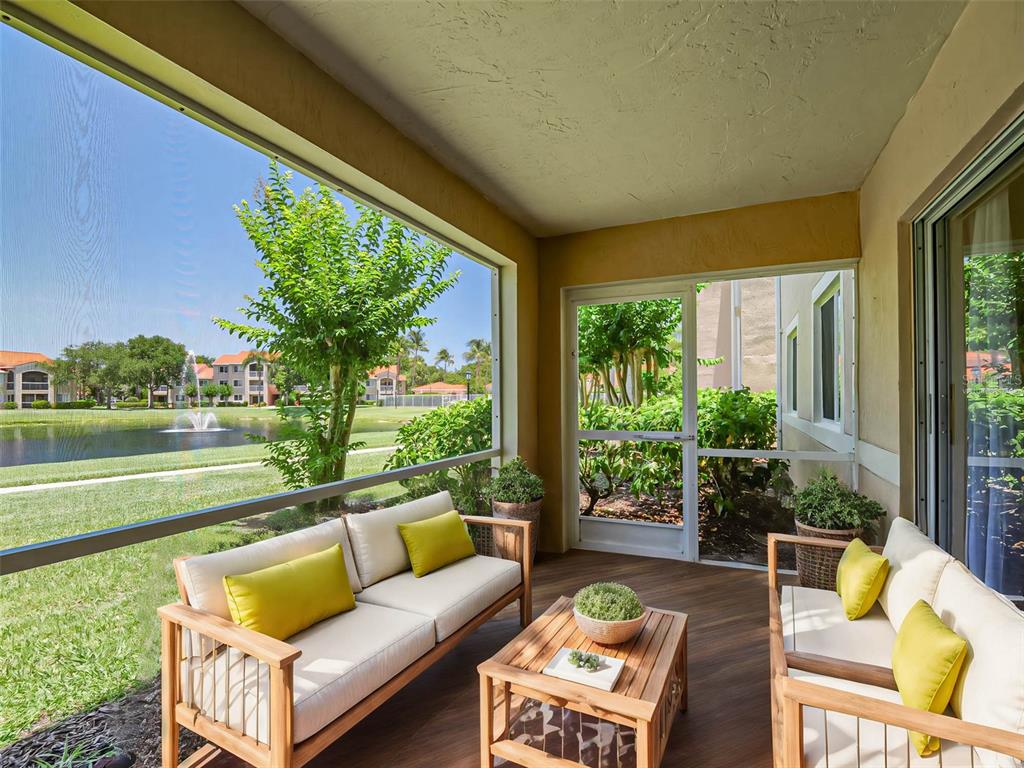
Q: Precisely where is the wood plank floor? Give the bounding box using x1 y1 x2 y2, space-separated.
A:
207 549 775 768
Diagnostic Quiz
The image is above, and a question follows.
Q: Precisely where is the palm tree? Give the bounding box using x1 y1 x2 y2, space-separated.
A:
405 329 427 387
464 338 491 391
435 347 454 374
390 336 410 407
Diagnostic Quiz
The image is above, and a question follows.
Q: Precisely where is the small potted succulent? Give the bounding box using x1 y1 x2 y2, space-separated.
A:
486 456 544 562
573 582 646 645
792 469 886 590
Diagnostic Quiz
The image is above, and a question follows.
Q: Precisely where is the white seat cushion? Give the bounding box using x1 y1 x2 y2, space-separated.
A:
345 491 456 587
791 669 984 767
181 602 435 744
781 585 896 668
877 517 952 631
177 518 362 622
355 554 521 642
932 560 1024 768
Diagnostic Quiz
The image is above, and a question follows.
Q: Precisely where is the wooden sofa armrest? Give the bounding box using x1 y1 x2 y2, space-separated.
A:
158 602 302 668
780 675 1024 760
767 532 881 588
785 651 897 690
461 515 532 530
461 515 533 566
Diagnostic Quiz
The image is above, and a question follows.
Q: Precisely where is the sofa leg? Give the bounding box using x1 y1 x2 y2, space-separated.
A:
519 592 532 628
161 618 180 768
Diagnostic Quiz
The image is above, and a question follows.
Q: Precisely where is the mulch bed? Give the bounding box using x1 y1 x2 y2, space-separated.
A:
0 679 202 768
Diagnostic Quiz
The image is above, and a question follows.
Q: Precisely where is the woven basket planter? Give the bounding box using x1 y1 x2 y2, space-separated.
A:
573 608 646 646
492 499 541 564
794 521 861 590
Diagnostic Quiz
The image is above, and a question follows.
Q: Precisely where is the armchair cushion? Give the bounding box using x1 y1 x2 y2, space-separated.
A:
398 510 476 577
781 585 895 667
932 560 1024 768
877 518 953 631
355 554 520 641
345 491 456 587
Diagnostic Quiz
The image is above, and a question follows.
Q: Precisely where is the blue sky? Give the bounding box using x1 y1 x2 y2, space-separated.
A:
0 25 491 363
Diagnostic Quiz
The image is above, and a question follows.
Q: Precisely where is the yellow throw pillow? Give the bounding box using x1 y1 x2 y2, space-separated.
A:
892 599 968 757
398 509 476 577
836 538 889 620
223 544 355 641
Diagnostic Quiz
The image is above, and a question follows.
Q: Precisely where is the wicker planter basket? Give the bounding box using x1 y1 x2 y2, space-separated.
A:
794 521 861 590
573 608 646 646
492 499 541 564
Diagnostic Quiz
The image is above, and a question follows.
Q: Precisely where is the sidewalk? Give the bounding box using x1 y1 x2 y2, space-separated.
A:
0 445 396 495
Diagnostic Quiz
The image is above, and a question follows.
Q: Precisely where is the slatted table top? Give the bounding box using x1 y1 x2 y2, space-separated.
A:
482 595 688 711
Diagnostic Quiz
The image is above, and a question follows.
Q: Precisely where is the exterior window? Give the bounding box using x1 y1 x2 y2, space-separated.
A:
233 380 241 387
786 328 798 412
815 284 841 423
233 394 242 401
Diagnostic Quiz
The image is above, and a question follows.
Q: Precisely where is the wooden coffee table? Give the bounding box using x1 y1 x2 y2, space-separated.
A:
478 596 687 768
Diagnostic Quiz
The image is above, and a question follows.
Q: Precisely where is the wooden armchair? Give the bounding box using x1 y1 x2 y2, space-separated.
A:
767 532 1024 768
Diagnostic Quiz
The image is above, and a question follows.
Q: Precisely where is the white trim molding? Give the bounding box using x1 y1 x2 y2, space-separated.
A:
856 440 900 487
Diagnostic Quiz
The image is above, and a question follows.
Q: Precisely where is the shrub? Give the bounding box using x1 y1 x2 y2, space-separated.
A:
114 399 146 409
31 399 52 409
55 399 97 410
573 582 644 622
385 397 493 514
2 401 16 410
487 457 544 504
793 469 885 532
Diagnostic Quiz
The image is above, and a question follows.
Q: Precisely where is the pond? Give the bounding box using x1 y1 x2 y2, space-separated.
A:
0 419 284 467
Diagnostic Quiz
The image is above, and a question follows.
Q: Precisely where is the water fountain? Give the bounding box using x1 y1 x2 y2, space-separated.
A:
161 351 228 433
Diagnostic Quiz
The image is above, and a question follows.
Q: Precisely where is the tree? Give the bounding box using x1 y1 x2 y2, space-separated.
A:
272 363 305 406
964 250 1023 384
464 338 491 392
193 354 214 365
405 329 427 387
124 335 187 408
215 162 458 491
435 347 454 374
202 381 221 406
183 382 198 407
217 383 233 403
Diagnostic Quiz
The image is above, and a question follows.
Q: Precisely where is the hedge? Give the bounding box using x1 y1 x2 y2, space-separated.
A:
30 399 53 409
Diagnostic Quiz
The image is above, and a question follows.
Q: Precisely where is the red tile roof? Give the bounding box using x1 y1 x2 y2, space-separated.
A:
0 350 52 369
212 350 277 365
194 363 214 380
369 365 407 382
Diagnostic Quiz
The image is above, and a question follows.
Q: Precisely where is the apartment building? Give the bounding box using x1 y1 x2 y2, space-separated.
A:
0 350 70 407
212 351 278 405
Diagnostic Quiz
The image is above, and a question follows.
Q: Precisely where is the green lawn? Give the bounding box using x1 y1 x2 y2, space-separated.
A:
0 451 403 745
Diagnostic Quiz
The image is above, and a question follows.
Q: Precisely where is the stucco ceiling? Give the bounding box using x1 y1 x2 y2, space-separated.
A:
241 0 964 237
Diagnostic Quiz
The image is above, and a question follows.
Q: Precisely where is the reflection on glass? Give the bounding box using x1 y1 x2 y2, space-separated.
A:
576 299 683 428
954 162 1023 595
578 439 682 525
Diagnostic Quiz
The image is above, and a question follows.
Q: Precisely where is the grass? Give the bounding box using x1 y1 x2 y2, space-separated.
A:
0 451 401 745
0 430 398 488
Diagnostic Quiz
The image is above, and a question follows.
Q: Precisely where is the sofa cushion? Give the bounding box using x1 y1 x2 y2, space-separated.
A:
877 517 953 631
781 585 895 668
932 560 1024 768
355 554 521 642
790 669 981 768
180 602 435 744
836 538 890 620
177 518 362 622
345 491 456 587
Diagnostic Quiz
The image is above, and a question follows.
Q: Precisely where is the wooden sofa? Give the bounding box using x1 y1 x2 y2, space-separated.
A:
768 519 1024 768
158 491 532 768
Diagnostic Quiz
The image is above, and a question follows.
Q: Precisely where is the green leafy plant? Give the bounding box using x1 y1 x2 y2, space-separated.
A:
793 469 885 531
573 582 644 622
385 397 493 514
1 401 16 410
487 457 544 503
568 649 601 672
30 399 52 409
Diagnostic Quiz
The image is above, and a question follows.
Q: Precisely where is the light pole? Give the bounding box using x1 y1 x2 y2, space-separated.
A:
465 371 472 401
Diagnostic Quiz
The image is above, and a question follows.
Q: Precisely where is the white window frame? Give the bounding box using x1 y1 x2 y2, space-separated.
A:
785 317 799 414
812 273 843 428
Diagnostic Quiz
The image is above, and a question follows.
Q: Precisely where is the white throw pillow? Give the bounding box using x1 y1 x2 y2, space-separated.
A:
345 491 456 587
932 560 1024 768
876 517 952 631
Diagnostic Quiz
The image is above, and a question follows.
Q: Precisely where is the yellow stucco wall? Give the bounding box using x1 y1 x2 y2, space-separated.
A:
20 0 540 465
858 0 1024 517
535 192 861 551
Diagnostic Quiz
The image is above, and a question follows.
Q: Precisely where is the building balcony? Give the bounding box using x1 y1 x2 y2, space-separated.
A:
20 382 49 391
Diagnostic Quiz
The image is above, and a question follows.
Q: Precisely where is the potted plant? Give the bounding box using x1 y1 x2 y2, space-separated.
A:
573 582 646 645
486 456 544 562
792 469 886 589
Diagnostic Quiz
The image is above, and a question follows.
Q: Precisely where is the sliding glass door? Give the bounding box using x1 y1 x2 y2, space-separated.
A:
918 132 1023 598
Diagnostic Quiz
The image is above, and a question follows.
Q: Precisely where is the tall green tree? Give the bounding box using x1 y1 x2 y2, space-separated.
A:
216 162 458 489
124 335 187 408
464 338 491 392
406 329 427 387
435 347 454 374
964 250 1023 383
202 381 222 406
